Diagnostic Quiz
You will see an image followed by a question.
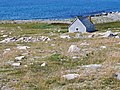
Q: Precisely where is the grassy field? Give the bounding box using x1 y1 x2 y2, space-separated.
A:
0 21 120 90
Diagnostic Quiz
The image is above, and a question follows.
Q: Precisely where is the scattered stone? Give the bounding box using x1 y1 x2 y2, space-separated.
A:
41 62 46 67
62 74 80 80
68 45 80 53
22 53 28 56
41 36 51 41
80 42 90 46
115 73 120 80
100 46 107 49
57 30 61 32
102 31 118 37
2 35 8 38
1 86 14 90
1 30 4 33
60 34 70 39
81 64 102 68
3 48 11 54
24 65 28 67
0 36 51 43
72 56 80 59
5 48 11 51
115 36 120 38
12 63 21 67
65 69 80 73
0 37 16 43
17 46 30 50
15 56 25 61
51 44 56 46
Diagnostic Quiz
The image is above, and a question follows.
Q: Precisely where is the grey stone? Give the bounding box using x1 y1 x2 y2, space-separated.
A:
62 74 80 80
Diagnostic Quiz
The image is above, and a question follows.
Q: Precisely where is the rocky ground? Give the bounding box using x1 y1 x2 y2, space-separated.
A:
92 12 120 24
0 20 120 90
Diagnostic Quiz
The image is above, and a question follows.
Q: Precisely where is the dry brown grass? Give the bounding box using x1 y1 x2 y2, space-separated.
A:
0 22 120 90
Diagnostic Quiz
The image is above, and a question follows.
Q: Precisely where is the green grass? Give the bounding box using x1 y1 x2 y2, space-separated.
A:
95 21 120 31
0 22 69 30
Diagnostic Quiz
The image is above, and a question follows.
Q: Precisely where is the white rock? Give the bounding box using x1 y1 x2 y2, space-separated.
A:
3 48 11 54
5 48 11 51
115 36 120 38
100 46 107 49
2 35 8 38
63 74 80 80
81 64 102 68
116 73 120 80
24 65 28 67
102 31 117 37
72 56 80 59
15 56 25 61
1 30 4 33
60 35 70 39
12 63 21 67
41 62 46 67
0 37 17 43
51 44 56 46
68 45 80 53
58 30 61 32
80 42 90 46
17 46 30 50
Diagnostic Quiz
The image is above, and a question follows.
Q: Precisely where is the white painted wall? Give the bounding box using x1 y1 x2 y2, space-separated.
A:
69 19 86 33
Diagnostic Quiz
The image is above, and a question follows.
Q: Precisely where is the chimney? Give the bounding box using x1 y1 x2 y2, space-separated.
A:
88 15 92 22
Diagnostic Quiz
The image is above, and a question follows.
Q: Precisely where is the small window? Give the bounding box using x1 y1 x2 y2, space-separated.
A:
76 27 79 31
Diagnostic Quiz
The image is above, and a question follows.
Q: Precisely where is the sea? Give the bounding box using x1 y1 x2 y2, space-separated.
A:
0 0 120 20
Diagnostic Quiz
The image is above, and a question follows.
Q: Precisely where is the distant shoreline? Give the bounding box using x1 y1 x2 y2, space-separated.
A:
0 12 120 24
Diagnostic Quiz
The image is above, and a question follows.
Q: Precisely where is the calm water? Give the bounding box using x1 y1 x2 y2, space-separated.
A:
0 0 120 20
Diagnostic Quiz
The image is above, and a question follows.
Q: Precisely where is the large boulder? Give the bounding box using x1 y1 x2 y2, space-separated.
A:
68 45 80 53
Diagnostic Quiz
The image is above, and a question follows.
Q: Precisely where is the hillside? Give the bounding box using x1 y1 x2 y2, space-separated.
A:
0 21 120 90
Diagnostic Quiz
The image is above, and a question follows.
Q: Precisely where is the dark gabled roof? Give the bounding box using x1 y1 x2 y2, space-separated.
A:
78 17 94 28
69 16 94 28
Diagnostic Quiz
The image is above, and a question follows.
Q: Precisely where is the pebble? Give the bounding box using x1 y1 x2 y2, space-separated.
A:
80 42 90 46
100 46 107 49
60 34 70 39
17 46 30 50
15 56 25 61
41 62 46 67
12 63 21 67
81 64 102 68
62 74 80 80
